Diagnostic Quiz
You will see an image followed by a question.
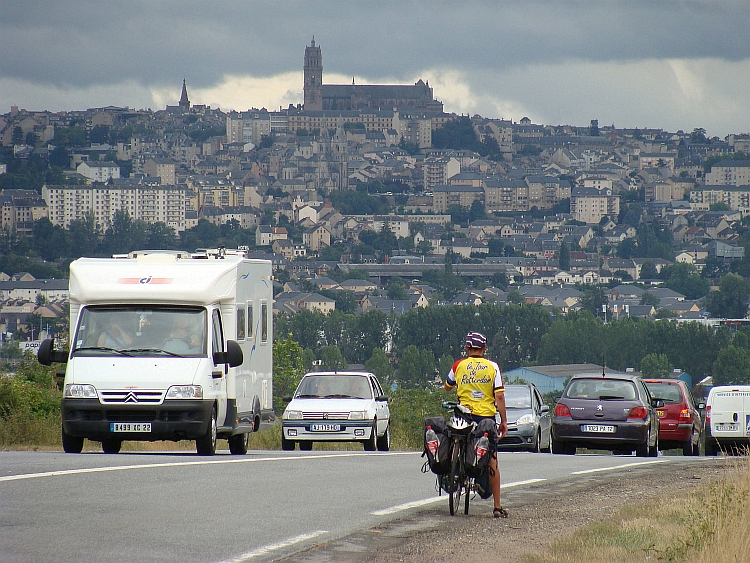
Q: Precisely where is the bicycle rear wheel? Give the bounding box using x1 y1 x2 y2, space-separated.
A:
464 478 470 515
449 439 463 516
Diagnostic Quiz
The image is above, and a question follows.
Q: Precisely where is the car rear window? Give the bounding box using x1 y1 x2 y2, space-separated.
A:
645 382 682 404
565 379 636 400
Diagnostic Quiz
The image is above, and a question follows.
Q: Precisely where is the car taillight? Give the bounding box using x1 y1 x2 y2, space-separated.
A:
555 403 571 417
628 406 648 419
706 405 711 425
679 408 691 420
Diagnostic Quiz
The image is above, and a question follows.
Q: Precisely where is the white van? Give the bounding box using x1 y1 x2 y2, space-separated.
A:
704 385 750 455
38 248 273 456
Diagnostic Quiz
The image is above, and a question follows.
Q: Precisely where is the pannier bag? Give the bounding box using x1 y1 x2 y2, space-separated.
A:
464 418 497 479
423 416 452 475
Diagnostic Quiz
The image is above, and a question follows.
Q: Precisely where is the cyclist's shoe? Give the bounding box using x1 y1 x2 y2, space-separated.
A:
493 506 508 519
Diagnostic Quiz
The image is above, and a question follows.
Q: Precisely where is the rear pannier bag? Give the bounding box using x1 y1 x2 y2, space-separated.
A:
423 416 452 475
464 418 498 479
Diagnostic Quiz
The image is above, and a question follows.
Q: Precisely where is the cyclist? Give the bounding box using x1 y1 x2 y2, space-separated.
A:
444 331 509 518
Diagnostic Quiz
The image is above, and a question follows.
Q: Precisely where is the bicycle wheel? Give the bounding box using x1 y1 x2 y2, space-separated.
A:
449 439 463 516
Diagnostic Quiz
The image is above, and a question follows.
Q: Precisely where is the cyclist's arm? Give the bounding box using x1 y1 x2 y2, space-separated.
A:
443 359 462 391
495 389 508 439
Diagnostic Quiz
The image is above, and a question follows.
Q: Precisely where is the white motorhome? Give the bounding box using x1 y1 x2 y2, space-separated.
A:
38 248 273 455
705 385 750 455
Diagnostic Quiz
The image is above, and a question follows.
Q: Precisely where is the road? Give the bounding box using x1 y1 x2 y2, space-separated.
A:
0 449 719 563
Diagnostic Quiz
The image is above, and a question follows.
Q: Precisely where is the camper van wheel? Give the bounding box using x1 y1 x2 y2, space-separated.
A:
101 438 122 454
196 406 218 456
228 432 249 455
62 426 84 454
281 433 295 451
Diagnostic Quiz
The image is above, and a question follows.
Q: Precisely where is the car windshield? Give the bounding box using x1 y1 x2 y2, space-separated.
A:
72 306 207 357
566 378 637 400
295 375 372 399
505 387 532 408
645 383 682 404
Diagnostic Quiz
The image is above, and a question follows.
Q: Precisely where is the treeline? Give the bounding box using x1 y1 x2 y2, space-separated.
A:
276 303 750 387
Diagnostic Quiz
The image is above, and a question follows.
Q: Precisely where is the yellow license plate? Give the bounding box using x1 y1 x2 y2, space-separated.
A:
657 410 665 417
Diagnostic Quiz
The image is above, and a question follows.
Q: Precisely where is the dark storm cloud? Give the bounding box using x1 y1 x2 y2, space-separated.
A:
0 0 747 90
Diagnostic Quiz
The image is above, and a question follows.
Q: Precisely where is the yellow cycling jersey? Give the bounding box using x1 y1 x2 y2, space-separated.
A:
446 356 504 417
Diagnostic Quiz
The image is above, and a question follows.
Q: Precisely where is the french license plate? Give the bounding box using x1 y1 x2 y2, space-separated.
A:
310 423 341 432
715 423 738 432
110 423 151 433
657 410 666 417
581 424 615 433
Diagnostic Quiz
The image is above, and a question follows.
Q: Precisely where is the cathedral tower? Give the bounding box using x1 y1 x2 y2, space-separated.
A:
178 79 190 113
303 39 323 111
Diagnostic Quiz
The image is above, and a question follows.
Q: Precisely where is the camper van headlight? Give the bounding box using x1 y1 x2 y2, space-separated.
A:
165 385 203 399
64 384 97 398
348 411 366 420
285 410 303 420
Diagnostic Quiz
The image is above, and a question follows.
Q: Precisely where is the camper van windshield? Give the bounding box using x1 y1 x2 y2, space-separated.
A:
73 306 207 357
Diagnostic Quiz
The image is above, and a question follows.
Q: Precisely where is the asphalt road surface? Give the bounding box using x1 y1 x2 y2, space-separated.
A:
0 449 719 563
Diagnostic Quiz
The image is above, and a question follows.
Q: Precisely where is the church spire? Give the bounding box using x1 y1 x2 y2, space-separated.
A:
179 78 190 112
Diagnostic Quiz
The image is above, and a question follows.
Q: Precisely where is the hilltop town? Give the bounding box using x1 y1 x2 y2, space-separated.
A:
1 41 750 345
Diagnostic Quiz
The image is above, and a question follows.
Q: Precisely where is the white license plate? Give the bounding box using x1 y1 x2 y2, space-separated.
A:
110 423 151 433
715 423 738 432
582 424 615 433
310 423 341 432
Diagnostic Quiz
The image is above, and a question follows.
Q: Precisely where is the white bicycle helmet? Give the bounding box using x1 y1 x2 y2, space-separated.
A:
448 415 471 430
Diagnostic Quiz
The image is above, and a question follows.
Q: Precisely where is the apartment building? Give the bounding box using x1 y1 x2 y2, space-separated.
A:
423 156 460 190
570 187 620 224
705 160 750 186
690 185 750 211
76 161 121 183
0 189 48 236
143 158 177 185
431 184 484 212
638 152 677 171
42 183 187 231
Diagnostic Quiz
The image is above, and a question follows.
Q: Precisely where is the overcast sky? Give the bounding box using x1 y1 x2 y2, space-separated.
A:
2 1 749 137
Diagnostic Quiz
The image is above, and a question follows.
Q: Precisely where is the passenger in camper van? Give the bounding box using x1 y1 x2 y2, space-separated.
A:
98 317 134 349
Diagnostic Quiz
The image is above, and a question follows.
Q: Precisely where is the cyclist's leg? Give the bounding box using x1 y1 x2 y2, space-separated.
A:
489 452 501 507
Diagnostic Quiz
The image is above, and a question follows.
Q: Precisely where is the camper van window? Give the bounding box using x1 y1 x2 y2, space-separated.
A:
261 301 268 343
236 306 246 340
247 302 253 338
73 306 207 357
212 310 224 356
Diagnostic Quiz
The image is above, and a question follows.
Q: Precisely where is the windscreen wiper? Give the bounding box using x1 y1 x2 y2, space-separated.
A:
73 346 132 356
121 348 184 357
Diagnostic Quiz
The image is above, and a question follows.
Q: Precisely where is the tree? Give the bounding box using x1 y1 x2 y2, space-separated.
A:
386 278 408 300
11 126 24 145
320 345 348 371
416 240 434 255
712 346 750 385
272 336 306 412
365 348 393 384
663 263 710 300
640 292 660 307
68 211 101 257
640 353 672 379
703 273 750 319
639 261 658 280
578 287 607 318
589 119 600 137
558 242 570 271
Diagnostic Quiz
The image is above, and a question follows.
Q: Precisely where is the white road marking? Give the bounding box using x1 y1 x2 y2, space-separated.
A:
0 451 418 483
371 478 547 516
217 530 328 563
570 459 669 475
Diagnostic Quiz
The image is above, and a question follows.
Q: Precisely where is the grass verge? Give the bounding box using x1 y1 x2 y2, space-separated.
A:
522 458 750 563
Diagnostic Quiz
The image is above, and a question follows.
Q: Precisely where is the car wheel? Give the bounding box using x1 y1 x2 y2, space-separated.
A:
101 438 122 454
635 440 649 457
281 432 295 451
682 437 694 456
363 421 377 451
299 441 313 451
228 432 249 455
692 432 702 456
532 430 542 453
62 426 84 454
196 405 217 456
376 423 391 451
541 430 551 453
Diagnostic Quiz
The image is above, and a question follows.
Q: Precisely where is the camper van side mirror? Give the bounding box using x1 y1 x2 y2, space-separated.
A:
214 340 243 368
37 339 69 366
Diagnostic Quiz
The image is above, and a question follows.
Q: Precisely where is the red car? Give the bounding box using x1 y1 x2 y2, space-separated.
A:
644 379 703 456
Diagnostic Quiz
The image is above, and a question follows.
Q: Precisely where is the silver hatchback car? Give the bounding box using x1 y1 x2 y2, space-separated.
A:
497 383 551 453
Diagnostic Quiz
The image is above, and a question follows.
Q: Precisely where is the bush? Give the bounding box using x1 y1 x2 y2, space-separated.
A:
388 386 452 450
